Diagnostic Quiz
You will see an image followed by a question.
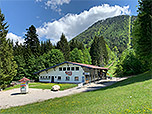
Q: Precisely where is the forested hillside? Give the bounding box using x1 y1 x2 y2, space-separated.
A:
73 15 137 55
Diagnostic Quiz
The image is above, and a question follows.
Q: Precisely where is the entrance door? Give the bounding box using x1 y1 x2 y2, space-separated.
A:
85 75 89 83
51 76 54 83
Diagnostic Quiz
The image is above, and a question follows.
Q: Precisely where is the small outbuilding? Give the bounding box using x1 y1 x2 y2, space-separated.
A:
19 77 30 93
34 61 108 84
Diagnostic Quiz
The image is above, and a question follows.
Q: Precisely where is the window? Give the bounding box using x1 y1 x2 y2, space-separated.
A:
71 67 74 71
63 67 66 71
76 67 79 71
59 67 62 71
66 76 70 81
75 77 79 81
58 76 61 80
67 67 70 71
40 76 42 79
48 76 50 79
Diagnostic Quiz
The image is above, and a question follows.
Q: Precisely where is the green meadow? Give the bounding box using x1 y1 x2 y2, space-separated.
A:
1 71 152 114
4 83 77 91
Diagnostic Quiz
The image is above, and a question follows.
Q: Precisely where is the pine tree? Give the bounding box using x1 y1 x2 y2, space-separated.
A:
25 55 43 80
57 33 70 60
40 41 45 55
13 41 24 56
90 36 108 66
132 0 152 69
24 25 40 56
13 55 26 80
40 40 53 54
0 9 17 89
70 39 85 51
46 40 53 52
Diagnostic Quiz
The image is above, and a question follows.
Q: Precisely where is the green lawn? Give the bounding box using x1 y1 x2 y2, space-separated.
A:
4 82 77 91
1 71 152 114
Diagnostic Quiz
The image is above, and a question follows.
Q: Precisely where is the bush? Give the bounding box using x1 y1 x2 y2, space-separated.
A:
114 48 145 77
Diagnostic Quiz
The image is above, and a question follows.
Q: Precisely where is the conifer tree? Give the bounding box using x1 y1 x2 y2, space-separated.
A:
13 41 24 56
0 9 17 89
57 33 70 60
24 25 40 56
13 55 26 80
40 40 53 54
70 39 85 51
40 41 45 54
132 0 152 69
90 36 108 66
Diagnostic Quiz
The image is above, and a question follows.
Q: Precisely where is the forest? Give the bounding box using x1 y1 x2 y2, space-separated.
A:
73 15 137 56
0 0 151 89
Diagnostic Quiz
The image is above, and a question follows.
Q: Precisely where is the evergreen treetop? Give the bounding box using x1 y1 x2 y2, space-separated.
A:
90 35 108 66
24 25 40 56
0 9 17 89
57 33 70 60
132 0 152 69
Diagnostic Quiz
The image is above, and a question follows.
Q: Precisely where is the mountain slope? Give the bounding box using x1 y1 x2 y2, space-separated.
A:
72 15 137 55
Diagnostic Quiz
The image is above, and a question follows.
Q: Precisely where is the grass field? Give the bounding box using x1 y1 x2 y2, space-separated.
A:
1 70 152 114
4 82 77 91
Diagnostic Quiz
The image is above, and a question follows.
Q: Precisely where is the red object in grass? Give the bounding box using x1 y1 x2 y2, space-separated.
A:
19 77 30 82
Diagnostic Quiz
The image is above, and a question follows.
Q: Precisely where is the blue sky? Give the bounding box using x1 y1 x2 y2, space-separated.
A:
0 0 138 44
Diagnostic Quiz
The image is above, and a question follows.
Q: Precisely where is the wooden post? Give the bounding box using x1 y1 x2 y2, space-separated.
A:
94 69 95 83
97 69 99 81
105 70 108 79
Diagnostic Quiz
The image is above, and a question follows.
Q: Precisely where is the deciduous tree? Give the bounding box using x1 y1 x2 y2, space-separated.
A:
69 48 84 63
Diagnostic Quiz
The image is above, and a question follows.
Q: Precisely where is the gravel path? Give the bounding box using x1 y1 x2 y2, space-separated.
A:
0 77 127 109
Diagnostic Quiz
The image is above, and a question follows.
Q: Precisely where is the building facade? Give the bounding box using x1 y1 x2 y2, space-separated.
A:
35 61 108 84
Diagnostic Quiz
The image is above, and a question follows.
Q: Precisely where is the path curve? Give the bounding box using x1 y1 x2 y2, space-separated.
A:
0 77 127 109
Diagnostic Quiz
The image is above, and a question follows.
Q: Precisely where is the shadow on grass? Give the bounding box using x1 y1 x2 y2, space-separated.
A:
110 71 152 87
97 81 117 84
88 70 152 92
82 81 117 92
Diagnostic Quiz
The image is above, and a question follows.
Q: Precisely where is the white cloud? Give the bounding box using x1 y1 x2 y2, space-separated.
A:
6 33 25 45
45 0 71 13
35 0 42 2
37 4 131 44
45 0 71 6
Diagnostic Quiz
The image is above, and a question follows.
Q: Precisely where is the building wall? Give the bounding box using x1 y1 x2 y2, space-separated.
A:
39 63 85 83
82 67 100 82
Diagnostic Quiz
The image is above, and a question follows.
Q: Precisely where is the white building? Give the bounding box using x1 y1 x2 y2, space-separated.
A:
35 61 108 84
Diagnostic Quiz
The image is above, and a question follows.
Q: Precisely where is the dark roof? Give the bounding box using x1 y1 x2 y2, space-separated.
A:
34 61 108 74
